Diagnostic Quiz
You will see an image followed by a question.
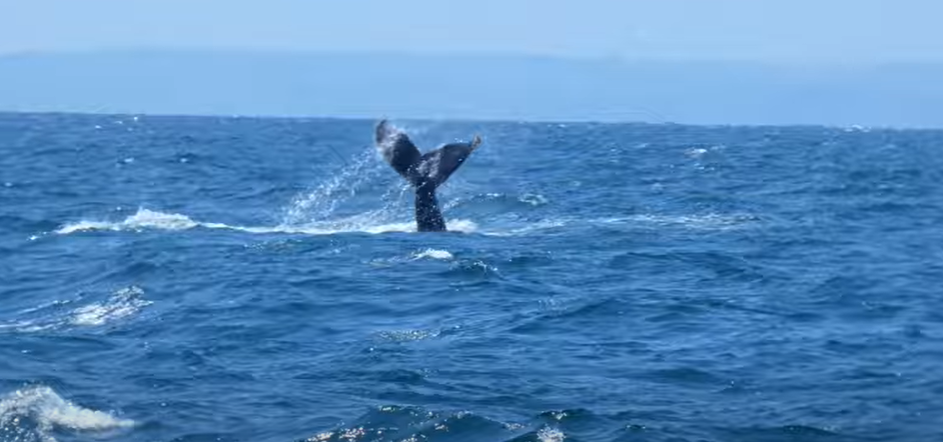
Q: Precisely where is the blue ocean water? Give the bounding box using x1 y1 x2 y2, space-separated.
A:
1 112 941 442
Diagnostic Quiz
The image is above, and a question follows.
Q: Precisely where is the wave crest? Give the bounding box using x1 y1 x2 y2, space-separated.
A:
412 249 455 260
56 208 479 236
71 285 152 327
0 286 151 333
0 386 134 442
56 208 198 234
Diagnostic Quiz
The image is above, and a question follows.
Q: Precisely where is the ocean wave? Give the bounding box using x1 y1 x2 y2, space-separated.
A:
54 206 751 241
375 329 441 342
598 213 759 230
0 286 150 333
301 405 520 442
444 191 550 212
412 249 455 260
537 427 567 442
56 208 199 234
0 386 134 442
519 193 550 206
300 405 592 442
55 207 480 236
70 285 152 327
284 216 477 236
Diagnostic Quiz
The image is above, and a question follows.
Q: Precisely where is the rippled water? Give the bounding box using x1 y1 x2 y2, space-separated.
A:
1 112 941 442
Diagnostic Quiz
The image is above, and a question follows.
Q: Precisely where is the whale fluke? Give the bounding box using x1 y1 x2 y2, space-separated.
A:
374 120 481 232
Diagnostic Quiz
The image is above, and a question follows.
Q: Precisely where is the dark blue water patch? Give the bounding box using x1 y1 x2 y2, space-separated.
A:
714 425 863 442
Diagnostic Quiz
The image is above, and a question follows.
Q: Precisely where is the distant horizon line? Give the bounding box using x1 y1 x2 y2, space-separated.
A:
2 46 940 68
1 109 936 132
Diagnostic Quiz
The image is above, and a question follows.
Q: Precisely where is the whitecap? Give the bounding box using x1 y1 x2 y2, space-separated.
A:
519 193 549 206
0 319 57 334
537 426 566 442
286 217 477 236
685 147 709 158
0 286 150 333
57 206 482 237
70 285 151 327
843 124 871 133
412 249 454 260
56 208 198 234
55 220 115 235
0 386 134 442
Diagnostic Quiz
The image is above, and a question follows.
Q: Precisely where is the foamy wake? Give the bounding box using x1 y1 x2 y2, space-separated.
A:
53 207 754 239
0 386 134 442
56 208 479 236
0 286 151 333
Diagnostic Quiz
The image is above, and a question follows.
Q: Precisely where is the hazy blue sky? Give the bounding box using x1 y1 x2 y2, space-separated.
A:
2 0 938 63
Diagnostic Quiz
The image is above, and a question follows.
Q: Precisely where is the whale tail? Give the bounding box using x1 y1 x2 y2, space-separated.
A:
374 120 481 232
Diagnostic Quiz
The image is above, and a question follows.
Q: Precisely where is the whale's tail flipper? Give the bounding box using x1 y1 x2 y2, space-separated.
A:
374 120 481 232
375 119 423 186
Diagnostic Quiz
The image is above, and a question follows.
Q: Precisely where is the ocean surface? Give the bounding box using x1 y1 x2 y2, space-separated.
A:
1 112 941 442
